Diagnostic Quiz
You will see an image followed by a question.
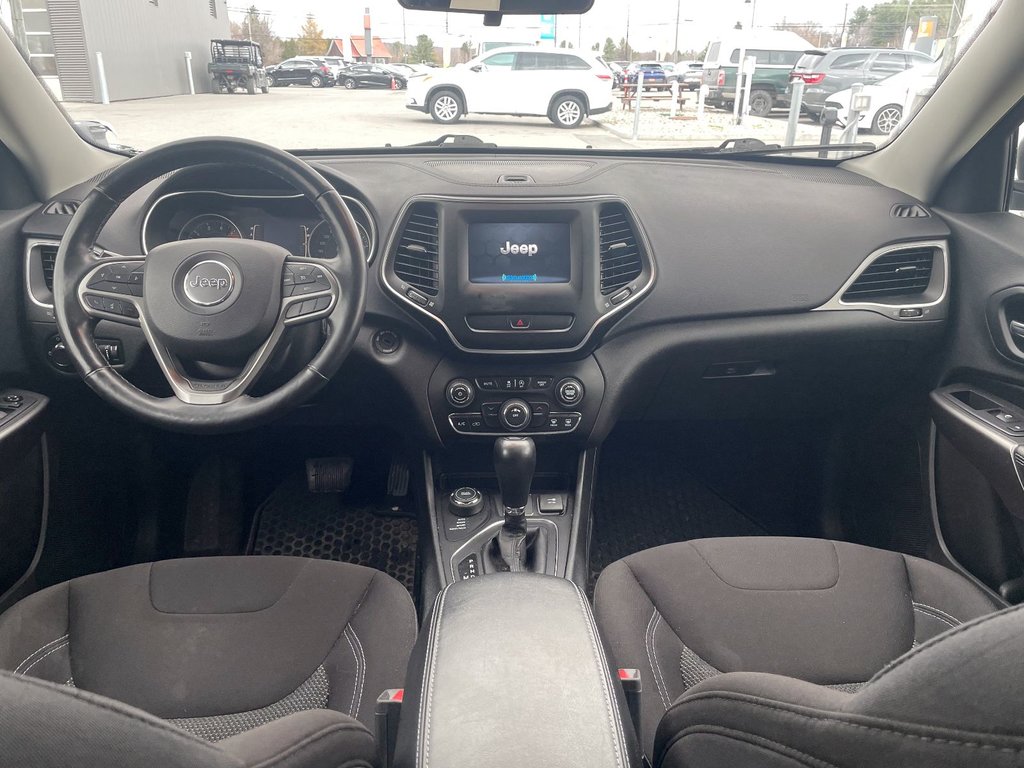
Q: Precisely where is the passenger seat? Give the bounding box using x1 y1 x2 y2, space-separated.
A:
594 537 1014 767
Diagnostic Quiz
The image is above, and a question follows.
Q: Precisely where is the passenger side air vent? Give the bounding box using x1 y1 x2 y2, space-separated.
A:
841 247 935 302
393 203 440 296
39 243 59 292
599 203 643 295
891 203 930 219
44 200 81 216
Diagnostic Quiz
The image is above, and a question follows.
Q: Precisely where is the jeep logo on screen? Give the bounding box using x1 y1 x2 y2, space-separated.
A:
499 241 540 256
183 260 235 306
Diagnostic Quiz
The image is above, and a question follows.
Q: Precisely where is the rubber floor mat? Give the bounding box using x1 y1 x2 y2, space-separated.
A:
249 476 417 592
589 441 766 591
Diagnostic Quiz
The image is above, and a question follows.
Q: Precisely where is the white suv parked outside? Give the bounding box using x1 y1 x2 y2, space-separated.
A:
406 47 614 129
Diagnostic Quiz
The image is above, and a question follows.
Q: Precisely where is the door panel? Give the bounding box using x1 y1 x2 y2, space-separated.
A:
930 210 1024 598
468 52 518 113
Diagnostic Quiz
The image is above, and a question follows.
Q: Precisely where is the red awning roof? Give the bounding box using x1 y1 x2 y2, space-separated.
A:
331 37 392 59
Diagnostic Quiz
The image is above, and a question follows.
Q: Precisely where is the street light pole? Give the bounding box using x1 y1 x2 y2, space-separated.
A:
673 0 681 63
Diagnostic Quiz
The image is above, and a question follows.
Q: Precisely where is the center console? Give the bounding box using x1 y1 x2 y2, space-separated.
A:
393 573 641 768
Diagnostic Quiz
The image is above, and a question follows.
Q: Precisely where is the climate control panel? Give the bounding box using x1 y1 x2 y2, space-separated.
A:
430 362 603 441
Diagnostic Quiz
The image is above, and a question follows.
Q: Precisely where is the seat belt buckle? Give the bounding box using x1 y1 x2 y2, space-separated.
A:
617 668 643 746
375 688 403 768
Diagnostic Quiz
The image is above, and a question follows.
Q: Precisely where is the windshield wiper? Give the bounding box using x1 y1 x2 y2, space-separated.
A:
677 139 876 158
401 134 497 148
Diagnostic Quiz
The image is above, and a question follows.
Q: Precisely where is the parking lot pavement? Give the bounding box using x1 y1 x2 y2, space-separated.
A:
62 87 633 152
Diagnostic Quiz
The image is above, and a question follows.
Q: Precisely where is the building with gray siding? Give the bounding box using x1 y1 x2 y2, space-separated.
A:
2 0 230 102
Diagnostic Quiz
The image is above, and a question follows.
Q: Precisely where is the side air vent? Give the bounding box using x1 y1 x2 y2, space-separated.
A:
39 243 59 291
599 203 643 295
393 203 440 296
891 203 930 219
841 247 935 302
44 200 81 216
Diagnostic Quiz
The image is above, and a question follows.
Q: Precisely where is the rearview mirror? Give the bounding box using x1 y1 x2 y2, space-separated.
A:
397 0 593 25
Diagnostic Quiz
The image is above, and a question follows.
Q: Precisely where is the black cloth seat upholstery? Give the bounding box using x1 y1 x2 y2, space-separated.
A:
595 537 1006 767
0 556 417 766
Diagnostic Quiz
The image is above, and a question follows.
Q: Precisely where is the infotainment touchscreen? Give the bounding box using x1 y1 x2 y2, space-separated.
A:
468 222 571 284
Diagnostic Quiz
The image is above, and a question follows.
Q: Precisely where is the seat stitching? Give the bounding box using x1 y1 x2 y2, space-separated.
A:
645 610 671 709
869 602 1024 685
13 634 69 674
684 540 842 592
665 725 841 768
348 625 367 720
417 586 450 768
20 640 70 676
674 691 1024 753
341 627 362 718
571 583 627 768
912 602 960 628
242 722 374 768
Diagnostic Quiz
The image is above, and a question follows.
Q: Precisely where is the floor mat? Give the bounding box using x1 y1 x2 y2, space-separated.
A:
249 476 418 593
589 439 767 591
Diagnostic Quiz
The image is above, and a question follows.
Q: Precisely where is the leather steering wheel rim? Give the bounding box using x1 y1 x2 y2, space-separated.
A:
53 137 367 434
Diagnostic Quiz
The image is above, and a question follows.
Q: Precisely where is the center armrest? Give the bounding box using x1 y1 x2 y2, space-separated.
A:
395 573 640 768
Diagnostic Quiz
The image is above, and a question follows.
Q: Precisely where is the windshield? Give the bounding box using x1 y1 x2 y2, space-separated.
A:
1 0 999 155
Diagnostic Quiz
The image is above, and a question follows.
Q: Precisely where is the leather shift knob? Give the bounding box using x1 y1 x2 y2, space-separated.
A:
494 436 536 511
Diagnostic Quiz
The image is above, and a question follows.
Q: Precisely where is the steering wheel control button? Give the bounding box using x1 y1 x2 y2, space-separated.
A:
499 399 532 431
449 487 484 517
182 260 235 306
446 379 475 408
556 378 585 407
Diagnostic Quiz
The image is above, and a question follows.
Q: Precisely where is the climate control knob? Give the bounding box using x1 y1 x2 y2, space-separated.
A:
556 377 585 407
499 399 532 431
446 378 475 408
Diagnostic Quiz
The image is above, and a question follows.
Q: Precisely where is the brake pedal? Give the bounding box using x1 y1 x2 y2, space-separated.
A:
305 457 353 494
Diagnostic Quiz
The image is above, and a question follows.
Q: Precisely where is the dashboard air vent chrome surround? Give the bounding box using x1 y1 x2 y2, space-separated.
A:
39 243 59 292
814 240 949 322
392 203 440 296
43 200 81 216
598 203 643 296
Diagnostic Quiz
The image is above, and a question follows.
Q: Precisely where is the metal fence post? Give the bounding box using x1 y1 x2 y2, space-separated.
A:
785 79 804 146
631 71 644 140
840 82 863 144
95 51 109 104
184 51 196 95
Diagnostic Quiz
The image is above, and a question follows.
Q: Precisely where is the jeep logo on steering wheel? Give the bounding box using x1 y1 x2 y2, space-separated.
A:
183 260 236 306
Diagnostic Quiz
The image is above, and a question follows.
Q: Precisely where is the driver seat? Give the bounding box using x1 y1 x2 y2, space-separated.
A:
0 556 418 767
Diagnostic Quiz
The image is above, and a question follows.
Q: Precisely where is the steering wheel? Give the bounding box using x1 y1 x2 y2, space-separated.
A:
53 138 367 433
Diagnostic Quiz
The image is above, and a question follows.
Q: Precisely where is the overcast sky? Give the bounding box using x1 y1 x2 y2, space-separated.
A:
230 0 860 54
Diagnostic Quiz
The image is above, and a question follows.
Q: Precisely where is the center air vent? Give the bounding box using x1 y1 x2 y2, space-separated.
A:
39 243 59 292
393 203 440 296
841 246 935 303
599 203 643 295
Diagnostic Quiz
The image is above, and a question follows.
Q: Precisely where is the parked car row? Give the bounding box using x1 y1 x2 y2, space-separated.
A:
265 58 418 89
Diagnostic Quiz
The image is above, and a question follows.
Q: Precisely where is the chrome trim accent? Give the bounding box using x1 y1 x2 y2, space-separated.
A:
812 239 949 321
24 238 62 310
379 194 657 356
142 190 378 263
76 257 339 405
447 518 559 582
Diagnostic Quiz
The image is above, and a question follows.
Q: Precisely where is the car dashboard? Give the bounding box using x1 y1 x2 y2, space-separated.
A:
19 151 952 446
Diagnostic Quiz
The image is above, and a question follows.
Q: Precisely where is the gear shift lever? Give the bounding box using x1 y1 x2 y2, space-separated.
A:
494 436 536 571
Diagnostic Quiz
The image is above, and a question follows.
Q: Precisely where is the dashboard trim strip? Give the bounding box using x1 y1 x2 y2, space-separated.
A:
379 194 657 356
